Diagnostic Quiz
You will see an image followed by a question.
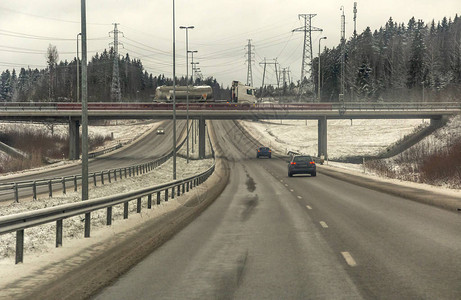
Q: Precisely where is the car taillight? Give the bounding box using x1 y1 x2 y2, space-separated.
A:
269 150 271 152
291 162 296 165
310 161 315 165
258 150 260 152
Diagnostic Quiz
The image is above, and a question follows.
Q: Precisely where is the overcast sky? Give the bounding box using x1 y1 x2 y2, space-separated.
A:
0 1 459 88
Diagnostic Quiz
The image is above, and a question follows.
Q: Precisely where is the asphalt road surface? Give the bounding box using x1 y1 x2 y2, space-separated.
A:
94 120 461 299
0 120 184 201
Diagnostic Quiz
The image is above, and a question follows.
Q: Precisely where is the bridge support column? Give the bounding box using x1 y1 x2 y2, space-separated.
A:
318 116 327 159
198 117 206 159
69 118 80 160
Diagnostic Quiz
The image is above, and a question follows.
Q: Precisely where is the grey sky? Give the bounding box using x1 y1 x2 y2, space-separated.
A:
0 1 459 87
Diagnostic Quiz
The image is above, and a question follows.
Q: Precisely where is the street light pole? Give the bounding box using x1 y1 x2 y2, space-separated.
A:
76 33 81 103
188 50 197 153
318 36 327 102
172 0 177 180
180 25 194 164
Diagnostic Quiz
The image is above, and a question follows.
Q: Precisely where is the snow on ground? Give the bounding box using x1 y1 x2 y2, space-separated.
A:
0 120 161 179
0 156 213 260
240 119 426 158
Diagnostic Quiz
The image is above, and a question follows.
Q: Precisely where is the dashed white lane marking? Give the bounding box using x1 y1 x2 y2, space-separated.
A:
306 205 312 210
284 184 288 187
280 180 284 183
341 251 357 267
319 221 329 228
297 196 302 199
290 189 294 192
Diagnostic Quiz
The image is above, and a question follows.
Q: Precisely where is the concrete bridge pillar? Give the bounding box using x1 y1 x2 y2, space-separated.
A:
318 116 327 159
198 117 206 159
69 118 80 160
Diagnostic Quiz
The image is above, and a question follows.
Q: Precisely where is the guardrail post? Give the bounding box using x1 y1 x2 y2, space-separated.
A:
32 181 37 200
186 181 190 192
74 176 77 192
101 172 105 185
124 202 129 219
56 219 63 247
137 197 141 213
157 191 161 205
165 189 169 202
84 212 91 238
16 230 24 264
107 206 112 225
93 173 97 186
177 185 180 196
136 166 139 176
124 168 127 178
108 171 111 183
114 170 117 181
62 178 66 194
148 194 152 209
48 180 52 198
119 169 122 180
129 167 132 177
172 187 175 199
182 183 185 194
14 183 19 203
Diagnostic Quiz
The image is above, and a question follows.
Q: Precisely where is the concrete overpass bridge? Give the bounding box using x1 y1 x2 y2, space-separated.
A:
0 101 460 160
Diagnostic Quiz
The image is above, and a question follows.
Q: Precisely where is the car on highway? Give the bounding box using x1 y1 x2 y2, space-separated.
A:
288 155 316 177
257 146 271 158
156 127 165 135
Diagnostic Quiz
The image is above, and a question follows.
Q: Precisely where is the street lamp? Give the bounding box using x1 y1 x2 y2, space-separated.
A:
318 36 327 102
180 25 194 164
76 33 81 102
188 50 198 83
172 0 177 180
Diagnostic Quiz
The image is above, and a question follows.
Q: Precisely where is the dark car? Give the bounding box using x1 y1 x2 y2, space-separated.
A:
257 147 271 158
288 155 316 177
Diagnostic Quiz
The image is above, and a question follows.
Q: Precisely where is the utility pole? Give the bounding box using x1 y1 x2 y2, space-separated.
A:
109 23 123 102
293 14 322 98
245 39 255 87
340 7 346 101
76 33 81 102
188 50 198 83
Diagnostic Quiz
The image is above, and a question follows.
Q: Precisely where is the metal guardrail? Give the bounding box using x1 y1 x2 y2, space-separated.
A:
0 162 215 264
0 125 216 264
88 143 123 158
0 131 188 203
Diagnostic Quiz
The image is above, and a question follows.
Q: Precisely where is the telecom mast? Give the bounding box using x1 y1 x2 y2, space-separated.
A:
340 7 346 100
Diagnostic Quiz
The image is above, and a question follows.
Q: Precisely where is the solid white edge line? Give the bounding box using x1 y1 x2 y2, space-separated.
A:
341 251 357 267
320 221 329 228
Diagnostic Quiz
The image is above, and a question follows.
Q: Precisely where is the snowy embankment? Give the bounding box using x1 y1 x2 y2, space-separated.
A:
0 120 160 178
0 156 213 259
239 117 461 193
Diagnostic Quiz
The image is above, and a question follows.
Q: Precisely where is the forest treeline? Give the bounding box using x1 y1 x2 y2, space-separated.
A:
0 47 230 102
0 14 460 103
314 15 461 102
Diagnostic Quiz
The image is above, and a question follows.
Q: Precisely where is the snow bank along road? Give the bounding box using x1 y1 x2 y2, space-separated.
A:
93 120 461 299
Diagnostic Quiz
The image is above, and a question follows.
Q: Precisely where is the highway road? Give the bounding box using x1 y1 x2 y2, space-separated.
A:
0 120 185 201
94 120 461 299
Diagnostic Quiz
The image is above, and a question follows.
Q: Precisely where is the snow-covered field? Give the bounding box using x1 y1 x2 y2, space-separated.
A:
240 119 426 158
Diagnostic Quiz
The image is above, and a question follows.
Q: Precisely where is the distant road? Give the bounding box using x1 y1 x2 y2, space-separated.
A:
0 120 185 201
94 120 461 299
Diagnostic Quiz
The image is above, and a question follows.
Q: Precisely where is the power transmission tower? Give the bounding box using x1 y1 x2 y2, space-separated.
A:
245 39 255 87
292 14 322 96
109 23 123 102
